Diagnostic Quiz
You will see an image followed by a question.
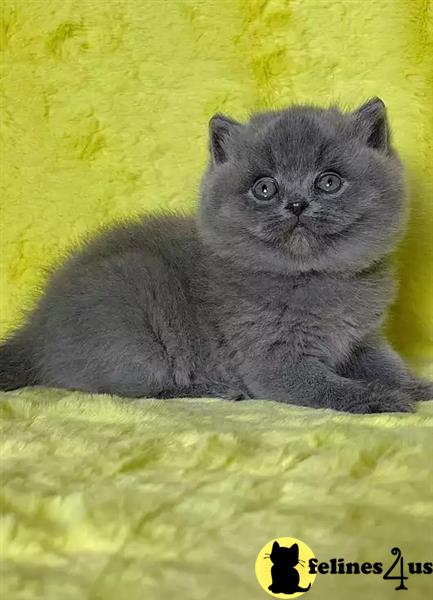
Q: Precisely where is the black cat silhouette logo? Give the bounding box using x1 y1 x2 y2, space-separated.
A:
255 537 316 598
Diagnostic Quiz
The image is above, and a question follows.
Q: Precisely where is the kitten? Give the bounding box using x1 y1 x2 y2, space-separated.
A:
1 98 432 412
267 541 311 594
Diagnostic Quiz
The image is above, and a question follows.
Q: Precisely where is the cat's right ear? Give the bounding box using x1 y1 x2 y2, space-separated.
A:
209 114 242 165
351 97 390 152
272 541 280 551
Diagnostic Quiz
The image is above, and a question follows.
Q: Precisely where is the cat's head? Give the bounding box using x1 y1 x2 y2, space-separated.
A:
269 541 300 567
199 99 406 274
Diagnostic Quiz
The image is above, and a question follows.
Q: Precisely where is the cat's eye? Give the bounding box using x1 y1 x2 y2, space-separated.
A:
316 172 343 193
251 177 279 201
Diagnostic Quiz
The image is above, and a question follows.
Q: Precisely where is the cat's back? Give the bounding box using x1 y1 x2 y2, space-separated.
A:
34 213 203 329
74 213 199 268
48 214 200 288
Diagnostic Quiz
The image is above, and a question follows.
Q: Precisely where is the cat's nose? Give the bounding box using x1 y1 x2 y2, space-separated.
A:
286 201 308 217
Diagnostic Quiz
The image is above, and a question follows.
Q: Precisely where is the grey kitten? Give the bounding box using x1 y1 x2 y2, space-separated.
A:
1 98 432 412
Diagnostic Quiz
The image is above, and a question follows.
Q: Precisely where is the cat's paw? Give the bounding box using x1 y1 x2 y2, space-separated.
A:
402 379 433 402
344 383 414 414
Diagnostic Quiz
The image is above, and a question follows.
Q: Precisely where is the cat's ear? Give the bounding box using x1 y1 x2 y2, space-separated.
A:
209 114 242 164
272 541 280 551
351 97 390 152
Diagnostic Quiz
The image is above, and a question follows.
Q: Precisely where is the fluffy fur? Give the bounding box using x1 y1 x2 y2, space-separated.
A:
0 100 431 412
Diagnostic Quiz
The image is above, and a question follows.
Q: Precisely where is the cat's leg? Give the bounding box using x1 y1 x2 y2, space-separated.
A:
41 331 177 398
241 355 414 413
337 335 433 402
37 274 201 398
97 343 174 398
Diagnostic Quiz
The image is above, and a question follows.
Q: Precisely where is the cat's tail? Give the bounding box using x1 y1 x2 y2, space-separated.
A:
0 332 39 391
297 583 311 592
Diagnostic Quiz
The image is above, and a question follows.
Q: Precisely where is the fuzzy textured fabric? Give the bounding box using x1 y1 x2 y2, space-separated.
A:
1 390 433 600
0 1 432 599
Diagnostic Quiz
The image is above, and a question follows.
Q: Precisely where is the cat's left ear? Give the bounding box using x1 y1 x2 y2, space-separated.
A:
209 114 242 165
351 97 390 152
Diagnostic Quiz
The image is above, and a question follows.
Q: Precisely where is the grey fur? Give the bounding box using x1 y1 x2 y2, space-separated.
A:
1 99 432 412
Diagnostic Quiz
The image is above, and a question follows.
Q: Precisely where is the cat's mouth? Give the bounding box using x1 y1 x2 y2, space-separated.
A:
289 219 311 233
293 221 305 229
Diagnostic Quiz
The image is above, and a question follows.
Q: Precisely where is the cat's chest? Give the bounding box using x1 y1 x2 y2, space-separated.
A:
278 276 379 323
222 270 392 364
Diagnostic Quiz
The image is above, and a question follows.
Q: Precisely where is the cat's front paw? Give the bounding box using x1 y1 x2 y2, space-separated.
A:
403 379 433 402
345 383 414 414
